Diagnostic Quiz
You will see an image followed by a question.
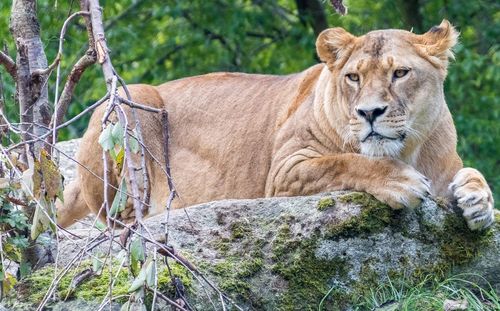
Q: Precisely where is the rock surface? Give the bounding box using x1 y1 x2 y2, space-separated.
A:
2 140 499 310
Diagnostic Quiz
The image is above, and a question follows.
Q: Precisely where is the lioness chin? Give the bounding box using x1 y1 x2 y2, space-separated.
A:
57 20 494 231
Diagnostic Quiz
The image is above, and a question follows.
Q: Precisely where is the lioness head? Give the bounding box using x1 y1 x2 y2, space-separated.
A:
316 20 458 158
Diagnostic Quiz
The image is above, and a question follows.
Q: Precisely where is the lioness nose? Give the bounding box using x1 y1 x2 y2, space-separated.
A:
356 106 387 123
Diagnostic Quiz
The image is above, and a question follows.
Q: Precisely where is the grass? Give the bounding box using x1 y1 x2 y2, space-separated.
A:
353 273 500 311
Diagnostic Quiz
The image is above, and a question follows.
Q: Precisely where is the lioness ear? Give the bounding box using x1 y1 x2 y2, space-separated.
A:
414 20 459 65
316 27 357 67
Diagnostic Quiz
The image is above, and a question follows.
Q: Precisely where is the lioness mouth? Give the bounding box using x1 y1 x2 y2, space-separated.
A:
361 131 399 143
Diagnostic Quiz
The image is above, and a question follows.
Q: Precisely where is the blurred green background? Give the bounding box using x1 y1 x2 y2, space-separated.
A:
0 0 498 203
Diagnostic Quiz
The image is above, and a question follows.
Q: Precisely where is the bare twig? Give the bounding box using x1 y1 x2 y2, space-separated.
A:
52 50 96 131
147 288 189 311
117 96 162 113
51 11 94 148
115 105 143 222
161 110 176 244
7 93 110 152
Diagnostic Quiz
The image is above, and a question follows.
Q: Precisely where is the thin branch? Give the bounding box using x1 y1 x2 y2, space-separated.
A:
8 93 110 152
161 110 176 244
117 96 162 113
0 50 16 79
51 49 97 142
52 11 93 148
147 288 190 311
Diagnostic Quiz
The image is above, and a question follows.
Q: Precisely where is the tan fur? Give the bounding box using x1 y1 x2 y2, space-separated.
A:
57 20 494 230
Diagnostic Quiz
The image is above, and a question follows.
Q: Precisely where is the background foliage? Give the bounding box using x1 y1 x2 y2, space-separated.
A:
0 0 498 202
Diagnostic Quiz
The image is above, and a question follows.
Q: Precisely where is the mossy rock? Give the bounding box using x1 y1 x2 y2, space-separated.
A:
3 259 192 311
5 192 499 310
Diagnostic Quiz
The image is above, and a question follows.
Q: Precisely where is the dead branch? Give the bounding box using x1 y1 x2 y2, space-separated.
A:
0 50 16 79
51 49 97 143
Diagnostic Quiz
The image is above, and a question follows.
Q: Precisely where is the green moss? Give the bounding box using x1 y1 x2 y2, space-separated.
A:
438 213 494 264
327 192 394 238
317 197 335 211
156 262 193 296
11 262 130 306
209 256 263 300
230 221 251 240
214 237 231 255
270 224 351 310
9 260 192 308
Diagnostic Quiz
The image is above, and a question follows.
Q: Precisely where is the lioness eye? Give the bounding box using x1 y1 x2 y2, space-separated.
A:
346 73 359 82
393 68 410 79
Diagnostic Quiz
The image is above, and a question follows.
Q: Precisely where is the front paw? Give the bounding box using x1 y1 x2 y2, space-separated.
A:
450 168 494 231
369 164 431 209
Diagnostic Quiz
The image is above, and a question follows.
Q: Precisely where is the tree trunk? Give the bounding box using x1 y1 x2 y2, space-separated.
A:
396 0 424 33
10 0 51 155
9 0 53 271
295 0 328 37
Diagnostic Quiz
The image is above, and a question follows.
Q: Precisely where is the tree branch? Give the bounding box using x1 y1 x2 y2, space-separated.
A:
50 49 96 141
0 50 16 79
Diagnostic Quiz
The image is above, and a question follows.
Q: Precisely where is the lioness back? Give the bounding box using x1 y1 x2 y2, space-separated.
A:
63 67 320 225
155 71 304 205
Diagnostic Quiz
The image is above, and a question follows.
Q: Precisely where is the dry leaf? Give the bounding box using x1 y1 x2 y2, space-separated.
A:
39 149 63 200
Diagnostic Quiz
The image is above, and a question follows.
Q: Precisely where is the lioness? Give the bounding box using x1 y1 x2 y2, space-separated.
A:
57 20 494 231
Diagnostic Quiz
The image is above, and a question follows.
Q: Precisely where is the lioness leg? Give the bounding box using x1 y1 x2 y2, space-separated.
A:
56 180 91 228
450 168 495 230
267 153 430 209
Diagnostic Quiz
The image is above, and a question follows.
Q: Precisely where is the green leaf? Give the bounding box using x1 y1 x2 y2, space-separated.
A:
127 264 147 293
19 261 31 279
94 221 106 231
2 272 17 295
0 208 29 230
92 256 104 274
111 121 125 147
128 129 140 154
6 236 29 249
130 238 145 262
109 179 128 217
145 259 155 287
130 238 145 276
109 147 117 161
98 125 114 151
115 147 125 170
31 198 56 240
